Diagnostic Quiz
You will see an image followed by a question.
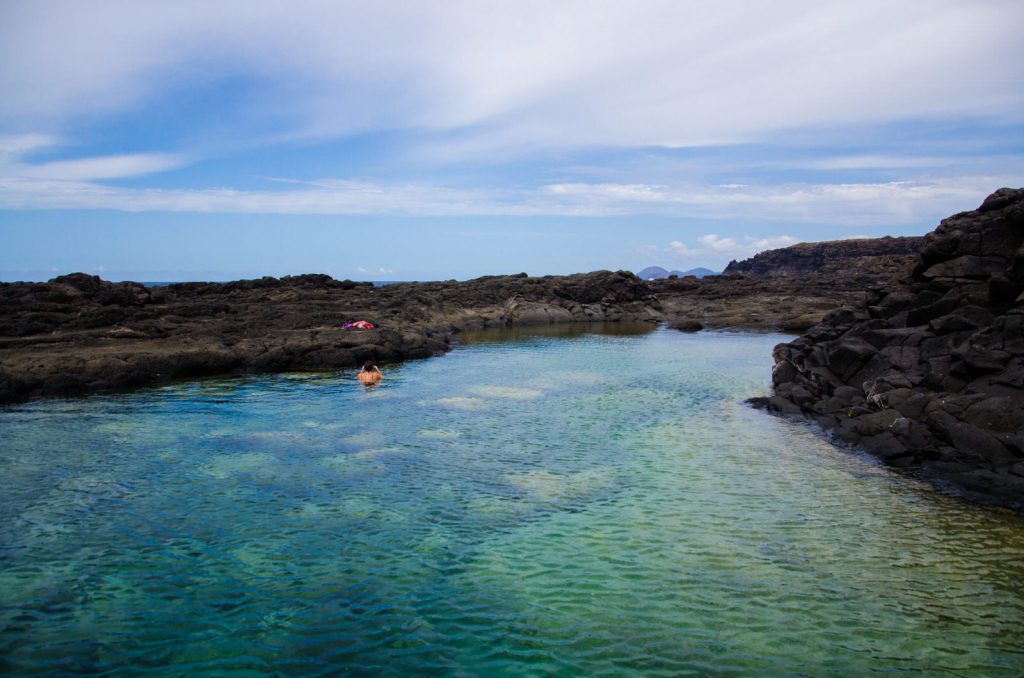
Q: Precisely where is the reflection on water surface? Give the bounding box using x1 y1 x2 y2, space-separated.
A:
1 326 1022 675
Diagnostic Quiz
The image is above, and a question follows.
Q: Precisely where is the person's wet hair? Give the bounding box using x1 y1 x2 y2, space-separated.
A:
363 361 376 371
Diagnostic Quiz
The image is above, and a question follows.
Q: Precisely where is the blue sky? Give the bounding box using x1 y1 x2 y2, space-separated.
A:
1 1 1022 282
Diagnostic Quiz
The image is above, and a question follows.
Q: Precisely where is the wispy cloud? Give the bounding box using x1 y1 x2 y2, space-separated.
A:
14 154 187 181
2 2 1021 154
668 234 801 261
0 133 60 155
0 136 188 181
800 154 957 171
354 265 393 277
0 171 1008 227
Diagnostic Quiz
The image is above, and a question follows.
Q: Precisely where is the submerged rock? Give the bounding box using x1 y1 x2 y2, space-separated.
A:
769 188 1024 511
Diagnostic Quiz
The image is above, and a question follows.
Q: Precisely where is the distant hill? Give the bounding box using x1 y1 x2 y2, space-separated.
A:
636 266 717 280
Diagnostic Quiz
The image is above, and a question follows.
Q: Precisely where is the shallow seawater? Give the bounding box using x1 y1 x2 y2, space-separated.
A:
1 325 1023 675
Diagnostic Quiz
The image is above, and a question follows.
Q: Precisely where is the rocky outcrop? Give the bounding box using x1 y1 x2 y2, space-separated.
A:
0 270 659 404
723 236 923 277
653 237 921 332
768 188 1024 511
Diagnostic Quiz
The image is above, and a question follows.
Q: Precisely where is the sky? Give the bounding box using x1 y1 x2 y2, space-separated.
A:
1 1 1022 282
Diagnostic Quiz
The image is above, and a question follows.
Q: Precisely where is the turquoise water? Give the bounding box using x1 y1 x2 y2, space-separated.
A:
1 325 1023 675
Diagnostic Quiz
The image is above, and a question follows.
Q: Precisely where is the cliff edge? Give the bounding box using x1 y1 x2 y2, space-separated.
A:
769 188 1024 510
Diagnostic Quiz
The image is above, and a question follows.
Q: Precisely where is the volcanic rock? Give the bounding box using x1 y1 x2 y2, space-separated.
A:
653 236 921 332
723 236 923 278
0 270 659 403
769 188 1024 511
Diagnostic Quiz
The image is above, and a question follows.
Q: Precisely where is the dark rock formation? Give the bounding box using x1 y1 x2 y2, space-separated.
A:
724 236 923 278
0 270 659 404
653 238 921 332
769 188 1024 511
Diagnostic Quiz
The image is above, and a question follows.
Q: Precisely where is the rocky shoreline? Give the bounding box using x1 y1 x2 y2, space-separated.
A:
649 235 922 333
0 233 920 406
5 193 1020 510
764 188 1024 511
0 270 660 404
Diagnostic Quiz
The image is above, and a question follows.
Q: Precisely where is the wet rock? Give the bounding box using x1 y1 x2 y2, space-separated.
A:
745 396 769 409
668 319 704 332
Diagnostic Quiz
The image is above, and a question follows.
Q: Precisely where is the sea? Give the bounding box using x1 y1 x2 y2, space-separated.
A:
1 324 1022 675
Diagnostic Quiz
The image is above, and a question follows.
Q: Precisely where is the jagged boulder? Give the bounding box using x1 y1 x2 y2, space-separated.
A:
769 188 1024 511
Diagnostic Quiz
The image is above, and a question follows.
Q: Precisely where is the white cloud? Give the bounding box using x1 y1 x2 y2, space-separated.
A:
0 133 59 156
669 234 801 262
1 1 1020 153
0 168 1011 227
803 155 955 170
668 240 700 257
15 154 186 180
544 183 668 202
697 234 739 252
0 136 187 181
353 266 393 278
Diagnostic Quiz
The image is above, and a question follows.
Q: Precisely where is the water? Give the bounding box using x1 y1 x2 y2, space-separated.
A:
1 325 1022 675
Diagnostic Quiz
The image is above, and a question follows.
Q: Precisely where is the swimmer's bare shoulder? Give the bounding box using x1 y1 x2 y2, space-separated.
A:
357 361 384 384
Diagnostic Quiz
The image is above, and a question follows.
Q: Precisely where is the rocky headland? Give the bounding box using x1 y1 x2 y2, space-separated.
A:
722 236 923 278
652 236 922 332
767 188 1024 511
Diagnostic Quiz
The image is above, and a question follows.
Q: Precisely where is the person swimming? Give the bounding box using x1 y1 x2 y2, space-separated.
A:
357 361 383 385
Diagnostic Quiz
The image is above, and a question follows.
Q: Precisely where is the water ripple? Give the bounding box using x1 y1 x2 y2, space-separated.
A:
1 328 1023 675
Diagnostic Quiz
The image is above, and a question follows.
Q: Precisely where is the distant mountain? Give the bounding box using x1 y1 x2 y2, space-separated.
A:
636 266 717 280
636 266 670 279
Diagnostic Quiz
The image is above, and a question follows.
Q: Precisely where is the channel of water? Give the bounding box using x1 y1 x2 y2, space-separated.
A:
1 325 1022 674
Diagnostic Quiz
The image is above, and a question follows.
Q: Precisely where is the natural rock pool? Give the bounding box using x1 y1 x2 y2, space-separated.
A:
2 325 1023 675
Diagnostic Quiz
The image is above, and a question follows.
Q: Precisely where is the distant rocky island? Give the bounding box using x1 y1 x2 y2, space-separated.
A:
636 266 717 280
2 189 1021 510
